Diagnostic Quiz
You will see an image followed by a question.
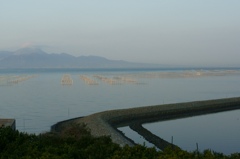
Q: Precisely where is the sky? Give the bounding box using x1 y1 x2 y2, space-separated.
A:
1 0 240 67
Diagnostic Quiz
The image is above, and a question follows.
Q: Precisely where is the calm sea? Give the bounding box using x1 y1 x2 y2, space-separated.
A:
1 68 240 154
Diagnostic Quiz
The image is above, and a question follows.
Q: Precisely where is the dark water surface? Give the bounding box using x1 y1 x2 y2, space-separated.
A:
143 109 240 154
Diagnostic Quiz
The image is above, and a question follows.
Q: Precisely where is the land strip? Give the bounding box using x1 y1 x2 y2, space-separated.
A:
129 122 179 150
52 97 240 149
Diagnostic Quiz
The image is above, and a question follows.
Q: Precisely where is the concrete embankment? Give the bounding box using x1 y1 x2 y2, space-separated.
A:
0 119 16 130
52 97 240 149
129 123 179 150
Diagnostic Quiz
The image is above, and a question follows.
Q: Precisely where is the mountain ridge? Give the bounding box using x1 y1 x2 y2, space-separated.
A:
0 48 164 68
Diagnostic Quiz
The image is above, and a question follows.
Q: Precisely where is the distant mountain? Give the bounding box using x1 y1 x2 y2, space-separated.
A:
0 51 14 60
0 48 164 68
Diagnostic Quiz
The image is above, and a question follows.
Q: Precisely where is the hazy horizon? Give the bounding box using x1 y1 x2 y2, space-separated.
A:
1 1 240 67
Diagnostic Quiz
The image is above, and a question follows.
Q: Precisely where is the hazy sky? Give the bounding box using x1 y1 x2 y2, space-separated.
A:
1 1 240 67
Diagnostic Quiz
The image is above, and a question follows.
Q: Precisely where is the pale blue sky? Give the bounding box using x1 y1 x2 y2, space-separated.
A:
1 1 240 66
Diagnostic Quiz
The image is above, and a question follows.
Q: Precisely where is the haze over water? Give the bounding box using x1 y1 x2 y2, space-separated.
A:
1 68 240 154
1 1 240 155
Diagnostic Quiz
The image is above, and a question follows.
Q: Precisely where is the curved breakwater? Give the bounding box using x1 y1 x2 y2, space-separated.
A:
52 97 240 150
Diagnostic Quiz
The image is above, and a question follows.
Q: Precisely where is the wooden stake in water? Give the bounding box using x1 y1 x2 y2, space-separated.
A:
196 142 199 157
23 118 25 132
68 108 70 117
196 142 199 152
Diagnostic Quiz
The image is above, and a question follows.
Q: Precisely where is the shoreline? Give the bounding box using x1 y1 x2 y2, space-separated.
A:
52 97 240 149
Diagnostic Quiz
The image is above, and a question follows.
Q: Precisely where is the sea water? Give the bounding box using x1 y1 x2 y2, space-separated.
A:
1 68 240 154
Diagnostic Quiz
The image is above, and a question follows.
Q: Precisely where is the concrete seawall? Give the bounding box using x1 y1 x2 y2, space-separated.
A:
0 119 16 130
52 97 240 149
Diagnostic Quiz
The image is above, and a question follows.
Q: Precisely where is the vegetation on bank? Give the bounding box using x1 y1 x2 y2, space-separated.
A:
0 124 240 159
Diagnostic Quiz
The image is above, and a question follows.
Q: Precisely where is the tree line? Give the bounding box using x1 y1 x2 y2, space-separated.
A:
0 124 240 159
